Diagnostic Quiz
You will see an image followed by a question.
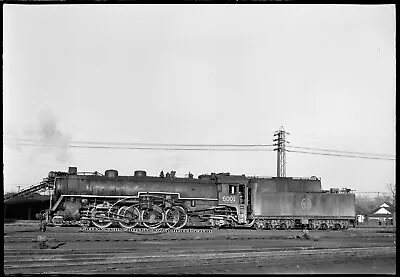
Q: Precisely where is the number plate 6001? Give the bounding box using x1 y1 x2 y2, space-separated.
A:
222 196 236 202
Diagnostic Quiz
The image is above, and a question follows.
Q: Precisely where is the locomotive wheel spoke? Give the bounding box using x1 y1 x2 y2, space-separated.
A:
108 206 121 221
116 206 128 227
91 208 112 229
118 205 140 229
141 205 164 229
165 206 188 229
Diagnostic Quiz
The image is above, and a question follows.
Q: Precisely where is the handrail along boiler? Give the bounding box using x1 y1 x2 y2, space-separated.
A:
43 167 356 230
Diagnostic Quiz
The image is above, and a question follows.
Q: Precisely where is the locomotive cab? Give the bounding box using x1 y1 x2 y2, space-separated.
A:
216 174 251 224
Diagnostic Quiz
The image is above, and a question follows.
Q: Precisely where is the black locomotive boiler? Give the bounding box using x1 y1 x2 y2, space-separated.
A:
43 167 356 230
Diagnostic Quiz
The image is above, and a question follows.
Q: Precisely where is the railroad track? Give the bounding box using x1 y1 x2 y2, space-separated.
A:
4 246 396 274
4 233 395 244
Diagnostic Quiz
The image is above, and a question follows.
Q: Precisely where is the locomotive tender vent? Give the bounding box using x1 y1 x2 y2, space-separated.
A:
134 170 147 177
105 169 118 178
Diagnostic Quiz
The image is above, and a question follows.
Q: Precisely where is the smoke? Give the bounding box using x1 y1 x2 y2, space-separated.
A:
26 109 72 164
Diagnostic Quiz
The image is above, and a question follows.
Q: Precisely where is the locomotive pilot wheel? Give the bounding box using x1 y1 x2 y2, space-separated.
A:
90 207 112 229
140 205 165 229
165 206 188 229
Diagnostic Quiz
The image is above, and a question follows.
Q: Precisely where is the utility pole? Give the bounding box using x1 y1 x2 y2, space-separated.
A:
17 185 22 192
273 126 290 177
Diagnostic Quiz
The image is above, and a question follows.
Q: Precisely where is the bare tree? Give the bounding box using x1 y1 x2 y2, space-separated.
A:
387 183 396 206
356 194 392 214
387 183 396 223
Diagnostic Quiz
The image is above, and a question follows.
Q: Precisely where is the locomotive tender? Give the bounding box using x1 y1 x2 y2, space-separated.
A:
44 167 356 230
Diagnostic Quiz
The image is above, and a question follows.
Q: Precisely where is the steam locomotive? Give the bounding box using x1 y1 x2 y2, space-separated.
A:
42 167 356 230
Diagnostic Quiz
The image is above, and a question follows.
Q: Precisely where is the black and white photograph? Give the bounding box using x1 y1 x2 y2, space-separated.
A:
3 3 396 274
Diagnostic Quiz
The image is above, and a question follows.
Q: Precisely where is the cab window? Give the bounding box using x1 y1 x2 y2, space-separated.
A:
228 185 237 195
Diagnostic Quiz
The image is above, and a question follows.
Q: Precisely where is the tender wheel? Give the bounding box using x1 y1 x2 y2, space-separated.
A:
118 205 140 229
334 223 341 230
280 223 287 230
308 223 316 230
320 223 328 230
91 208 112 229
254 220 265 230
263 222 272 230
165 206 188 229
141 205 165 229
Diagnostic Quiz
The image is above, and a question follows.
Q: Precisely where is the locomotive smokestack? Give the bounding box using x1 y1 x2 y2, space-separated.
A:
68 167 77 175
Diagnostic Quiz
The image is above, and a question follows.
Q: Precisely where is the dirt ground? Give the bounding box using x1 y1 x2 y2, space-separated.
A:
4 222 397 274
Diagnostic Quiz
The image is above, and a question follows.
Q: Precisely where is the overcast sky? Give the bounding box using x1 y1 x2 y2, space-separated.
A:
3 4 396 194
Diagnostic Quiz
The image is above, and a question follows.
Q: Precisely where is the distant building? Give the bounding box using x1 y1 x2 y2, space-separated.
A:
367 202 395 225
4 193 50 220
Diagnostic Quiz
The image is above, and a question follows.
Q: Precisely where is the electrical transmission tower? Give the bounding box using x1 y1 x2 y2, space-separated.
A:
273 126 290 177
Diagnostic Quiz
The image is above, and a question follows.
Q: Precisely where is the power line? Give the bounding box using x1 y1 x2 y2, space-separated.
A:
3 142 276 152
287 149 396 161
4 138 275 148
5 137 395 156
76 141 275 147
287 145 395 158
3 139 395 159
